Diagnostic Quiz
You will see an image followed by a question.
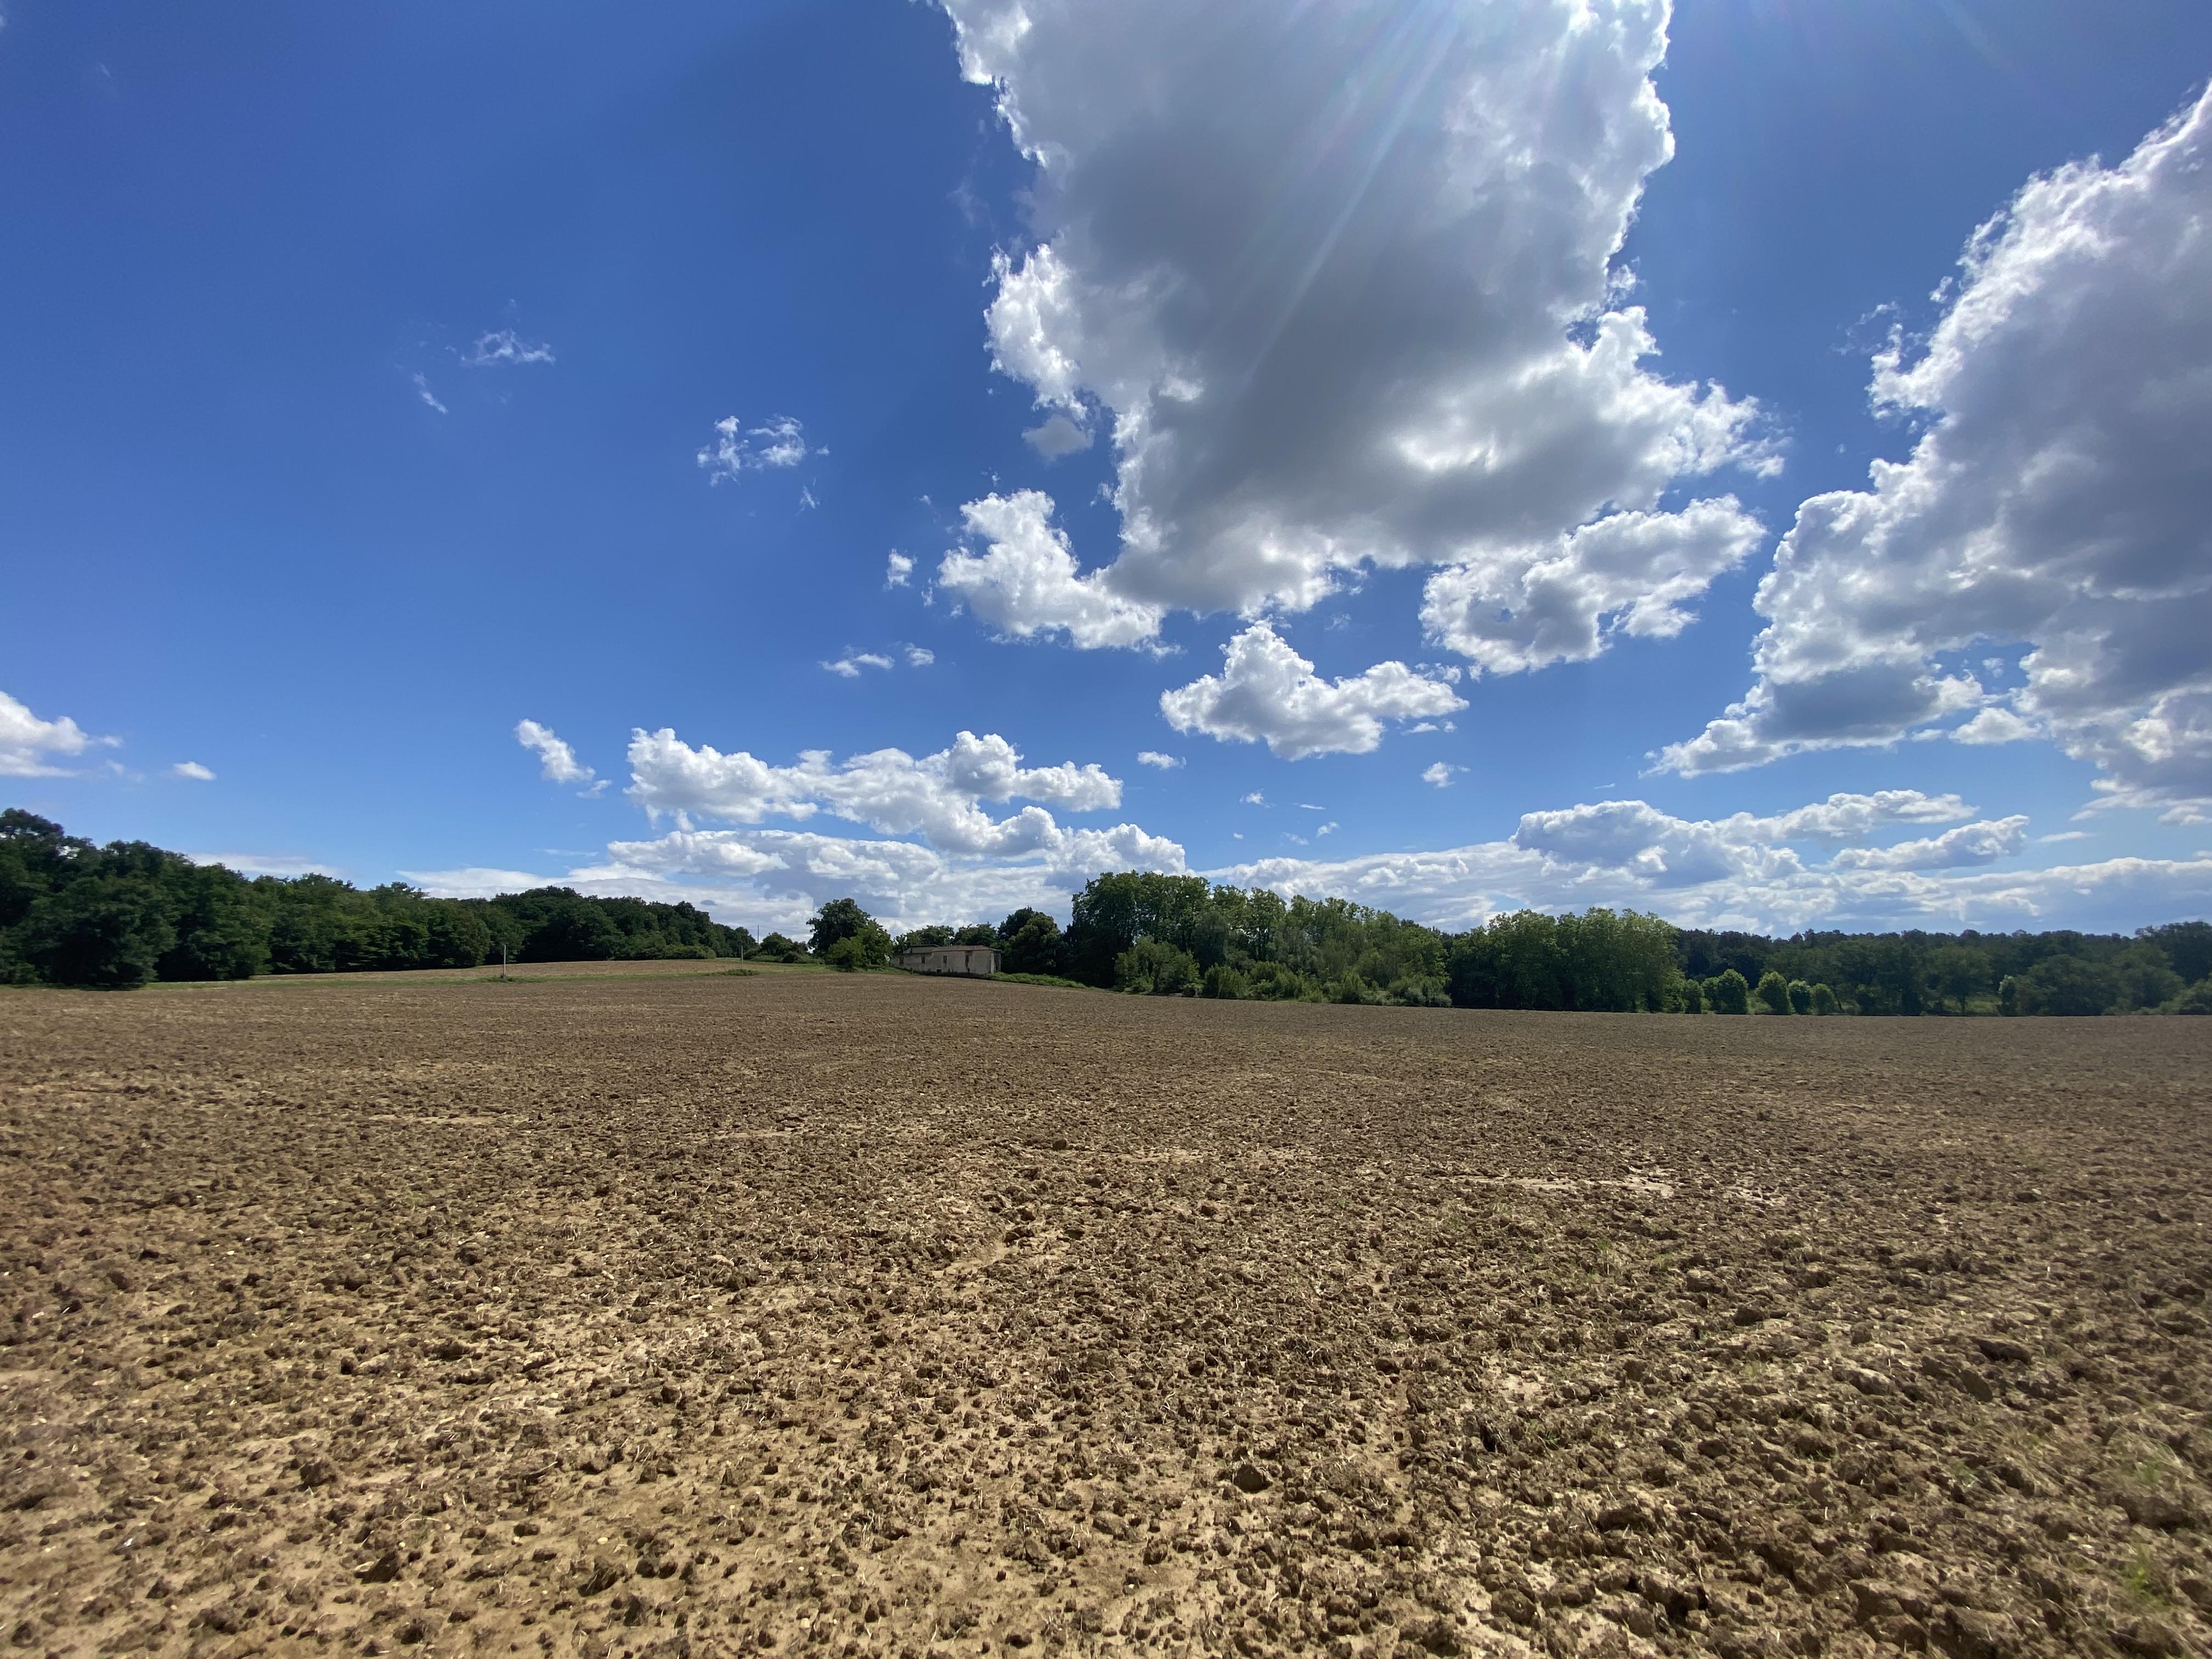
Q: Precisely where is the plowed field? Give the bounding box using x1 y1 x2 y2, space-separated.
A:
3 967 2208 1659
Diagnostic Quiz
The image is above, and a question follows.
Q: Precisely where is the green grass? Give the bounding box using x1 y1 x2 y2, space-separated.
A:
992 972 1095 990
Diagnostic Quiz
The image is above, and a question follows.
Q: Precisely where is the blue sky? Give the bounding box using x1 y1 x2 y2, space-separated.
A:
5 0 2211 938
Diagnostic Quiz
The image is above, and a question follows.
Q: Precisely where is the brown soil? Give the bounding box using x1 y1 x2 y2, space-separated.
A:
2 970 2208 1659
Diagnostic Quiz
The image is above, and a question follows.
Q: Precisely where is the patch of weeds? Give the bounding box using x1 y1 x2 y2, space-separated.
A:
2120 1547 2172 1607
719 969 758 978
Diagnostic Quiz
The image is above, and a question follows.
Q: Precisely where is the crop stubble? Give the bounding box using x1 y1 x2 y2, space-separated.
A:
1 969 2208 1659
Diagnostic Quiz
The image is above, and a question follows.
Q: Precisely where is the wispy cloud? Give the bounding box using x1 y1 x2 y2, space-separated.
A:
413 373 447 415
187 853 338 878
170 761 215 782
462 328 555 368
1422 761 1461 788
1137 751 1183 770
886 551 915 588
822 653 895 679
698 414 816 481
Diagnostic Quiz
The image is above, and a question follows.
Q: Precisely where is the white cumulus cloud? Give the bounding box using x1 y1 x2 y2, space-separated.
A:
1828 817 2031 873
625 727 1131 859
936 490 1164 649
1160 622 1465 760
1421 499 1766 674
1 689 115 777
1661 87 2212 822
885 551 915 588
938 0 1775 655
515 719 599 792
1422 763 1460 788
1136 751 1182 770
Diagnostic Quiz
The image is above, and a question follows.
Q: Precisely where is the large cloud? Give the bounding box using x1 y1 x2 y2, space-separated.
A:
936 0 1773 664
935 492 1164 649
409 821 1186 940
1159 623 1465 759
1 689 115 778
625 727 1134 859
427 742 2209 936
1661 87 2212 822
1223 792 2211 935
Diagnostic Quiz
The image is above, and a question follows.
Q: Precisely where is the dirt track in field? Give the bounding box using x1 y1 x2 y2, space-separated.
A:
2 968 2209 1659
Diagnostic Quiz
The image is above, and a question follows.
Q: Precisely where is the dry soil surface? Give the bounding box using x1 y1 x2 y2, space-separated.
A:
2 969 2209 1659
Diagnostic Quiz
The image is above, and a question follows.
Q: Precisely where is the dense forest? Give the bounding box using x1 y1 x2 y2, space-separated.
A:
877 870 2212 1017
6 812 2209 1013
0 811 757 989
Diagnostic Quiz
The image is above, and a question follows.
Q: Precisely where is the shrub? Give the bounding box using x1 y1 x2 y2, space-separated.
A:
1708 969 1750 1014
1200 963 1249 1000
1114 938 1199 995
756 932 808 963
1755 969 1792 1014
822 930 891 972
1786 979 1813 1015
1809 982 1839 1016
1330 973 1385 1005
1385 974 1451 1007
2167 977 2212 1015
1677 978 1704 1014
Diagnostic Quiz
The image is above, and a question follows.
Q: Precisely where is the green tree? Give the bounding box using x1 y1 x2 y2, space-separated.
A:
825 923 891 972
19 877 176 989
2111 943 2182 1010
520 898 622 962
1677 977 1705 1013
2171 978 2212 1014
1786 979 1813 1015
2140 921 2212 984
1809 983 1839 1015
757 932 807 962
1926 945 1989 1013
2015 955 2121 1016
1709 969 1750 1014
1755 969 1792 1014
807 898 876 957
1997 974 2021 1017
1001 912 1064 976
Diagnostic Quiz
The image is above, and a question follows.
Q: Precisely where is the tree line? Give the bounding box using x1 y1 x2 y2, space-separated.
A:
7 812 2209 1013
878 870 2212 1017
0 811 758 989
